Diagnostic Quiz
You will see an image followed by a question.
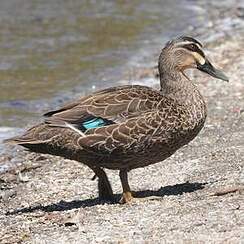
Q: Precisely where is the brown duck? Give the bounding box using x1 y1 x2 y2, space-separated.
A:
5 36 228 203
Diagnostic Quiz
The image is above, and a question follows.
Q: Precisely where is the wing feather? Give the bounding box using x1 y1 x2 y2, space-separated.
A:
37 85 184 157
76 107 179 156
44 85 162 128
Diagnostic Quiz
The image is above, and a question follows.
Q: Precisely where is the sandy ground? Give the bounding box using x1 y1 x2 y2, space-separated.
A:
0 1 244 243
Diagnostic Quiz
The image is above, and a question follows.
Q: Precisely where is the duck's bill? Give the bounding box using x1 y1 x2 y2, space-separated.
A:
197 59 229 82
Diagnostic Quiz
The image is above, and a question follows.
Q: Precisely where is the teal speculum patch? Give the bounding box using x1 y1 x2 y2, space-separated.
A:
82 118 109 130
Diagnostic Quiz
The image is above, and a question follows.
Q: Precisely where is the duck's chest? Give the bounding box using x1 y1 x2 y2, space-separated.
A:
167 87 207 131
132 103 207 167
153 95 207 151
172 98 206 145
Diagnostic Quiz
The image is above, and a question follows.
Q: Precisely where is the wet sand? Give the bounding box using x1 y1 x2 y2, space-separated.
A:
0 1 244 243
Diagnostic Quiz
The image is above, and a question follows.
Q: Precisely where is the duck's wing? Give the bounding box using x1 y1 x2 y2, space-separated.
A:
43 84 182 156
4 85 163 147
44 85 162 129
76 109 172 156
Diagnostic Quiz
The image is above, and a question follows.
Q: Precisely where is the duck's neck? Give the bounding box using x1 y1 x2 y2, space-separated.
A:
159 63 203 107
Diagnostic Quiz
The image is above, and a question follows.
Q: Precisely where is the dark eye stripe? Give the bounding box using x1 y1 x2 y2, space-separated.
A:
183 44 205 58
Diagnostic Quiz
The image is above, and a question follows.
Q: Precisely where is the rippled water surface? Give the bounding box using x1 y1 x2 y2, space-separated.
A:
0 0 205 127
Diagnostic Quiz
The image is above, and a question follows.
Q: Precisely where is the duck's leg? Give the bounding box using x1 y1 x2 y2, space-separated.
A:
91 167 114 201
119 169 133 203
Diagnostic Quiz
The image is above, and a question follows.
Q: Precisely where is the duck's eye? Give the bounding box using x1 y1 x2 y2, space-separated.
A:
184 44 197 52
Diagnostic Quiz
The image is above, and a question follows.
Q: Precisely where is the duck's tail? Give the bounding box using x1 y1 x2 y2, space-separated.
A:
4 133 58 161
3 136 46 145
3 123 80 159
3 123 52 153
3 136 26 145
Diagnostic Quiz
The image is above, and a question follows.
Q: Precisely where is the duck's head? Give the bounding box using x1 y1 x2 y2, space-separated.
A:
160 36 229 82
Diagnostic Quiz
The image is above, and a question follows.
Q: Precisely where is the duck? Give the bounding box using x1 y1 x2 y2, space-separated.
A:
5 36 229 203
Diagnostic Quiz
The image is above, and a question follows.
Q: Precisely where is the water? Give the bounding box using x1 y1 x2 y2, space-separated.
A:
0 0 207 130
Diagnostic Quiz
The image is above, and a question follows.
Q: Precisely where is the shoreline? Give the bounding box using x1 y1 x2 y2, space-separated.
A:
0 1 244 243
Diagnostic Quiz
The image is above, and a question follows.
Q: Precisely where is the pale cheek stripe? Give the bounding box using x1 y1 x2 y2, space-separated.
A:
193 52 205 65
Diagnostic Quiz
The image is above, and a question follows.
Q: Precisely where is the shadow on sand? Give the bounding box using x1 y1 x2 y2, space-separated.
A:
6 181 207 215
